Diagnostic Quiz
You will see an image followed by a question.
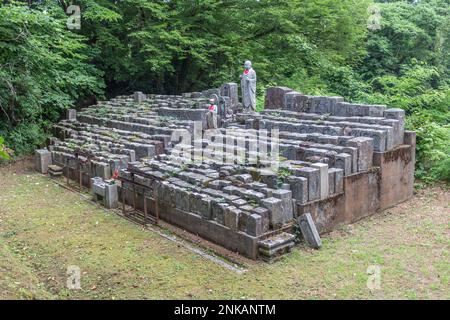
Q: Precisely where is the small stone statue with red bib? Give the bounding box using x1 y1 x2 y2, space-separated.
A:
206 98 218 129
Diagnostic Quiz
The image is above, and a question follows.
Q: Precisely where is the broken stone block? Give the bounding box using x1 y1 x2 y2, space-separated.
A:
258 232 295 262
334 168 344 194
207 180 222 190
334 153 352 176
384 108 405 146
238 210 251 232
220 83 239 109
104 182 119 209
91 178 118 209
235 174 253 183
243 189 265 202
284 91 302 111
311 163 329 200
211 200 228 224
328 168 337 195
298 213 322 249
35 149 52 174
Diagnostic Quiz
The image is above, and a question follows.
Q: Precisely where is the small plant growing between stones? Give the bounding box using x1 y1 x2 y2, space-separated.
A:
277 167 291 187
292 221 303 244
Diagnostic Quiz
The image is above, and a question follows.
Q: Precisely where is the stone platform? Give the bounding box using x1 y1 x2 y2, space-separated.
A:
35 84 416 260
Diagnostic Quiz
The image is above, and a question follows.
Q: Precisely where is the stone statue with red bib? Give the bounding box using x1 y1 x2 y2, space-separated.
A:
239 60 257 113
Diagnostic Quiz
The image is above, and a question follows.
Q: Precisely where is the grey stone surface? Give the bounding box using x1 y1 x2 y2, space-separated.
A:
261 196 293 227
133 91 146 103
67 109 77 121
287 176 308 204
347 137 374 171
265 87 293 109
251 207 270 232
294 167 320 202
224 206 240 230
246 214 262 237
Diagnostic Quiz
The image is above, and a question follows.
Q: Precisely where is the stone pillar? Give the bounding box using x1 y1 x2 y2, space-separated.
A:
220 83 239 108
311 163 329 200
133 92 146 103
66 109 77 121
35 149 52 174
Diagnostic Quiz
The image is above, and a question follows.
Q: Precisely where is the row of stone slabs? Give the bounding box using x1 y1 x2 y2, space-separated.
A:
59 109 366 180
123 157 294 234
51 119 348 205
52 112 369 206
120 156 323 256
265 86 389 117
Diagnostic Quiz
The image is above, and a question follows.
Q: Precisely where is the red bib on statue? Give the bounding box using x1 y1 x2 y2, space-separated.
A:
208 104 217 113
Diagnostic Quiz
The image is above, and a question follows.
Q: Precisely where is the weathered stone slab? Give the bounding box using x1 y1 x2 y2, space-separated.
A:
251 207 270 232
67 109 77 121
261 196 293 227
224 206 240 230
265 87 293 109
35 149 52 174
246 214 262 237
347 137 374 171
294 167 320 202
287 176 308 204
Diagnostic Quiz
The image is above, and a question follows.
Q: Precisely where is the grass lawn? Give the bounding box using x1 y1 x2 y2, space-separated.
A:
0 159 448 299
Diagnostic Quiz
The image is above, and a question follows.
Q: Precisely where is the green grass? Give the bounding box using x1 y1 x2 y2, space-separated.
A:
0 162 448 299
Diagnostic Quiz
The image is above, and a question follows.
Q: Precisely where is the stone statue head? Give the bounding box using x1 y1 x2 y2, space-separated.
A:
244 60 252 70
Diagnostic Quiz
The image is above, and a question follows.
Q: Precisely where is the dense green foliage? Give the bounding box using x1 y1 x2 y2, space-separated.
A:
0 0 448 182
0 2 104 155
0 135 10 159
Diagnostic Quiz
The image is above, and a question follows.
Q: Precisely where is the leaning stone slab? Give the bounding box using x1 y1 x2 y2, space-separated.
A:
298 213 322 249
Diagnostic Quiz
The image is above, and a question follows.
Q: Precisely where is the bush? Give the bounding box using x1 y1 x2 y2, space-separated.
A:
0 4 104 157
407 112 450 183
0 136 11 160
